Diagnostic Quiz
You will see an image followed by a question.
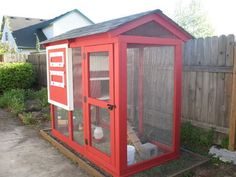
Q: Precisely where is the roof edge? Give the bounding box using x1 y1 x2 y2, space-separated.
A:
43 9 94 29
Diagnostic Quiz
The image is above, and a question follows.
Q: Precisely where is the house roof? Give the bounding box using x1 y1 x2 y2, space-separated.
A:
6 9 94 49
2 16 47 31
42 9 193 45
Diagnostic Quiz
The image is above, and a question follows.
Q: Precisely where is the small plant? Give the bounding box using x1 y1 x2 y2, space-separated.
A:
220 136 229 149
181 122 215 155
181 171 195 177
22 112 37 125
0 89 25 114
34 88 48 108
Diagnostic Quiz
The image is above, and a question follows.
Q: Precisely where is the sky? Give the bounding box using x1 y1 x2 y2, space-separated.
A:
0 0 236 36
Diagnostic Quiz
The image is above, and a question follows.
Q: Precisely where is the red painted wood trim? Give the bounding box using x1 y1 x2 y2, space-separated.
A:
69 33 113 48
138 47 144 136
109 14 192 41
173 42 182 153
119 35 181 45
43 40 69 48
50 104 55 129
124 152 178 176
153 14 191 41
157 13 193 40
119 42 128 174
68 111 73 141
83 43 116 168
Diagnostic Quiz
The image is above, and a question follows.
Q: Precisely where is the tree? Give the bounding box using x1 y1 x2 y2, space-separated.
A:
173 0 214 38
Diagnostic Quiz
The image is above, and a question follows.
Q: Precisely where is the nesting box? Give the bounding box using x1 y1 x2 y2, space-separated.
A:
43 9 192 177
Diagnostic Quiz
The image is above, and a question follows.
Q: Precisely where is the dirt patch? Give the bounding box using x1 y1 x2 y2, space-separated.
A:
186 162 236 177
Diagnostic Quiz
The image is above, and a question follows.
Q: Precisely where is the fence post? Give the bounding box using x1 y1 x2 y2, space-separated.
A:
229 45 236 151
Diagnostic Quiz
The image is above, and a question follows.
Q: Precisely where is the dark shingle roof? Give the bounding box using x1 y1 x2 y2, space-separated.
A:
3 16 46 31
42 9 163 44
9 9 94 49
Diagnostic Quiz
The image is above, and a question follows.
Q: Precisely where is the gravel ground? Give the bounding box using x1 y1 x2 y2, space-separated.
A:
0 108 91 177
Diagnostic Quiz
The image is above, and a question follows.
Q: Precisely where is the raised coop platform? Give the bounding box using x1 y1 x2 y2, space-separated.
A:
40 129 209 177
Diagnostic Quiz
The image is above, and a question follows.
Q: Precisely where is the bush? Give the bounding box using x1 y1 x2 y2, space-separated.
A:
221 136 229 149
21 112 37 125
34 88 49 108
0 62 35 92
181 122 215 155
0 89 25 114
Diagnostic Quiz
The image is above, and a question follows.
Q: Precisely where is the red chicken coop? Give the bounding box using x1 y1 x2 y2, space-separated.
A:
42 9 192 177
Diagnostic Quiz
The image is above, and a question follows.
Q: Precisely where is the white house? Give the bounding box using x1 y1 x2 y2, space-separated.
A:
1 9 94 54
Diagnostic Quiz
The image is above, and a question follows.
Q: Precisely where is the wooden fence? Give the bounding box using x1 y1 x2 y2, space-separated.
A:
0 53 28 62
27 53 47 86
182 34 236 150
27 34 236 149
182 35 234 133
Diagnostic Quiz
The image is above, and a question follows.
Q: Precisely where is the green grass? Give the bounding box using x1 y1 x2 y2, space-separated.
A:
0 89 25 114
34 88 49 108
0 88 49 116
220 136 229 149
181 122 214 155
181 171 195 177
21 112 37 125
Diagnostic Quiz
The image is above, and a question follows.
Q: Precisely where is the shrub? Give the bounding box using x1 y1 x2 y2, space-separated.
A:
221 136 229 149
0 89 25 114
181 122 215 155
0 62 35 92
21 112 37 125
34 88 49 108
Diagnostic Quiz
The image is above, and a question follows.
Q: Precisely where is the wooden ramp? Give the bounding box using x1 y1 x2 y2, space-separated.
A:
127 124 143 156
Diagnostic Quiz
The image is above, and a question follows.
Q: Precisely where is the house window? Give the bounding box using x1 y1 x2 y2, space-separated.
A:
5 32 8 41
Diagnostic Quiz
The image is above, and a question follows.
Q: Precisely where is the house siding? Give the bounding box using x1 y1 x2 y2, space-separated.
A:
1 23 18 50
42 11 92 39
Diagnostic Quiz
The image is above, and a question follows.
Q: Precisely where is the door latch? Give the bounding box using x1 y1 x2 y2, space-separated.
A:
107 104 116 110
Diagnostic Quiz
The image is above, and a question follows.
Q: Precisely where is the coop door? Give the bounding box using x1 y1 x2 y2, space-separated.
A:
84 44 115 165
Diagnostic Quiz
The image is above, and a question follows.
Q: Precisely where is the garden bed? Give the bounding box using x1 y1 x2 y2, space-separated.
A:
40 129 209 177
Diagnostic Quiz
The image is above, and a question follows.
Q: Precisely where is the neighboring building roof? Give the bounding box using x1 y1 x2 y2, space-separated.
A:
42 9 193 44
3 9 94 49
12 25 47 49
2 16 46 31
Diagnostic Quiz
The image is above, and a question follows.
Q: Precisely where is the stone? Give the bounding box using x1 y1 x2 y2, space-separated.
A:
140 143 158 160
31 111 43 120
209 145 236 164
25 99 41 112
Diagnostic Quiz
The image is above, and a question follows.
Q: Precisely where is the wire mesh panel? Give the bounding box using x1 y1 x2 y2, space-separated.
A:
72 48 84 145
89 52 110 101
90 105 111 156
54 106 68 137
88 50 112 156
127 44 174 165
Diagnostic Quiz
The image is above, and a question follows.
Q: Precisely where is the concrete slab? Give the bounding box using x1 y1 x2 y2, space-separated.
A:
0 109 91 177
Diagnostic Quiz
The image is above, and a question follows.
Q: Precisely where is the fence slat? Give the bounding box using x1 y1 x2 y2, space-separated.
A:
27 53 47 86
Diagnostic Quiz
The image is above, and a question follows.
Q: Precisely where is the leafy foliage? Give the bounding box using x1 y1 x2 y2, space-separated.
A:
0 62 35 92
21 112 37 125
220 136 229 149
181 122 215 155
0 88 48 115
173 0 214 38
34 88 49 108
0 42 15 54
0 89 25 114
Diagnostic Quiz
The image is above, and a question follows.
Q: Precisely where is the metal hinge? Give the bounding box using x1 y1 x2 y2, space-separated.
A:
85 139 88 145
84 96 87 103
